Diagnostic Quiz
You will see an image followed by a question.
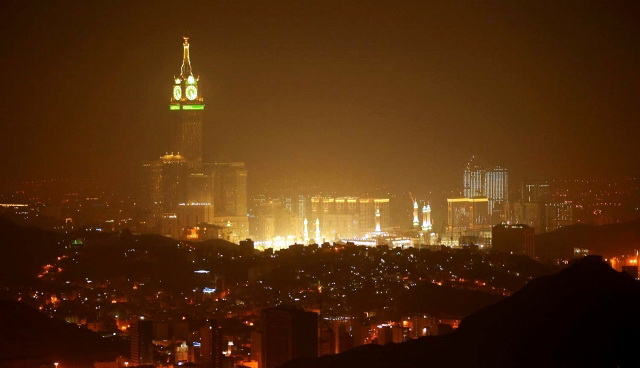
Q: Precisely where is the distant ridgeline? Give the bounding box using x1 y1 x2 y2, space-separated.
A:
535 219 640 259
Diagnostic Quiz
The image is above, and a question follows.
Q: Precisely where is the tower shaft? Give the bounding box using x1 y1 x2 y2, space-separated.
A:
172 110 203 163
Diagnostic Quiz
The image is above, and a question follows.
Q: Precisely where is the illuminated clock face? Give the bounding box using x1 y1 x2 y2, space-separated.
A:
186 85 197 100
173 86 182 100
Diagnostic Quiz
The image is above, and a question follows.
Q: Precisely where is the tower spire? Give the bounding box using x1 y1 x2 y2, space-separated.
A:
180 36 192 78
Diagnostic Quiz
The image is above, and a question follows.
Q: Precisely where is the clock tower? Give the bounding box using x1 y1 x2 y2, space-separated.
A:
140 37 248 241
169 37 204 164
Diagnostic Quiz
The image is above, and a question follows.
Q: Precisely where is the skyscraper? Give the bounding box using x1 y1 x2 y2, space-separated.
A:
463 157 486 198
200 320 224 368
261 306 318 368
485 165 509 221
140 38 248 240
212 162 248 217
513 180 551 233
446 197 491 246
462 157 509 222
130 318 154 365
522 180 551 203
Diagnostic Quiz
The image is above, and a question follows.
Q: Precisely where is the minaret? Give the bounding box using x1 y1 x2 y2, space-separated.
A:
315 218 321 244
422 204 428 229
303 218 309 245
412 201 420 229
425 203 433 231
375 208 382 233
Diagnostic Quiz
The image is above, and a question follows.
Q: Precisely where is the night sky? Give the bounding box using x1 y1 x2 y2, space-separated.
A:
1 0 639 194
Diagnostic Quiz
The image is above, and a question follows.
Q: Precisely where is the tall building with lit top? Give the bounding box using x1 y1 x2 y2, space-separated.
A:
170 37 204 164
140 38 248 240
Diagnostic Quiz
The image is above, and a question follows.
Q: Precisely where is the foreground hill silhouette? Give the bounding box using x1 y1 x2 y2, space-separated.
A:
282 256 640 368
0 217 65 287
0 300 126 367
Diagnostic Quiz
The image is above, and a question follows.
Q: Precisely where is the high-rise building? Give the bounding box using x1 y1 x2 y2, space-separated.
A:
170 37 204 164
212 162 248 217
522 180 551 203
200 320 224 368
261 306 318 368
512 201 543 233
140 160 164 229
515 180 572 234
545 202 573 232
462 158 509 222
485 165 509 220
463 157 486 198
130 318 154 365
139 38 248 240
492 223 535 257
513 180 550 233
445 197 491 246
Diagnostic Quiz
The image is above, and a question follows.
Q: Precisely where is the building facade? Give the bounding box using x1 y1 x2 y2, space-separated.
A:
445 197 491 247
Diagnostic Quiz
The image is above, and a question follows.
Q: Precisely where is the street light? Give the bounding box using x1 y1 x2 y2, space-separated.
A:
54 363 59 368
124 362 129 368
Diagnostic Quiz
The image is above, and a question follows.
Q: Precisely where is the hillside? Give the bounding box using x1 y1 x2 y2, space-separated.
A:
535 219 640 258
281 256 640 368
0 300 126 367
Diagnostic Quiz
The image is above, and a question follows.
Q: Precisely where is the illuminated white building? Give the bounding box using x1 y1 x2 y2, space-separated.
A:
462 157 509 222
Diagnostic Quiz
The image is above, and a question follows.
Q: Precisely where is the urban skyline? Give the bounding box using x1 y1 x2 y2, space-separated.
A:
1 1 640 367
2 1 640 195
1 30 638 248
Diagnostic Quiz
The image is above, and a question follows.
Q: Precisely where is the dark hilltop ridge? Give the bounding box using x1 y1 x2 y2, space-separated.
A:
282 256 640 368
535 219 640 259
0 299 126 368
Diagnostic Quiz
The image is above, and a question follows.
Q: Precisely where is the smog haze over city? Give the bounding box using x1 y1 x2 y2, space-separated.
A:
2 0 639 194
1 1 640 368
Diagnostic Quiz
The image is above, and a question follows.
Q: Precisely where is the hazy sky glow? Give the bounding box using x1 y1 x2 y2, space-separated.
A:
1 0 639 194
